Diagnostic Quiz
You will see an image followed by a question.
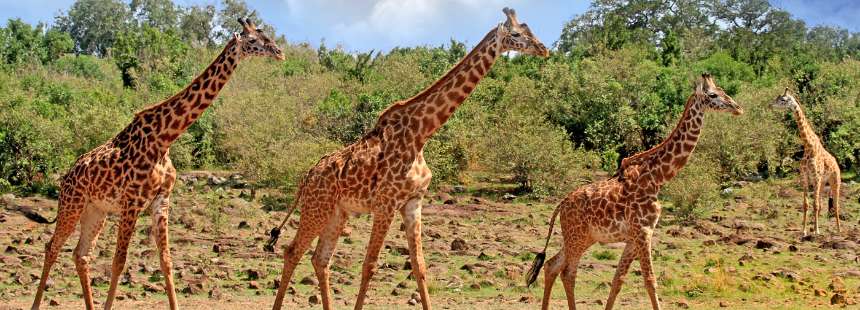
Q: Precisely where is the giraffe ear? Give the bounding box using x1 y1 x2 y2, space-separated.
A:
783 87 789 96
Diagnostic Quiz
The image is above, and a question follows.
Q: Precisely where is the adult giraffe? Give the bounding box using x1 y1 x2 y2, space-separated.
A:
526 74 743 310
771 88 841 236
268 8 548 310
30 18 284 310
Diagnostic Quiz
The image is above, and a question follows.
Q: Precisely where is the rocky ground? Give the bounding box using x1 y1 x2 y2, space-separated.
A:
3 171 860 309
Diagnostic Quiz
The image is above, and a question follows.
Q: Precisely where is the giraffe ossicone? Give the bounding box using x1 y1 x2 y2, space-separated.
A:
30 18 284 310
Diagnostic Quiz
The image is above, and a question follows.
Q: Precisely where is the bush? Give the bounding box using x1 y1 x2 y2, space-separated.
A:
662 154 721 223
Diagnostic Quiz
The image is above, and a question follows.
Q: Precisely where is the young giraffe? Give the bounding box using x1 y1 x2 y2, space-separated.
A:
771 88 841 236
269 8 548 310
526 74 743 310
30 18 284 310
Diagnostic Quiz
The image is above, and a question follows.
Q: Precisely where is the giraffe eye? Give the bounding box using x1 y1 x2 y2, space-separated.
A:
511 32 521 38
708 93 718 99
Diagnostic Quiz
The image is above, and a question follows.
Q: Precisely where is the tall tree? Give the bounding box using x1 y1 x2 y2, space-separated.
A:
180 4 216 48
130 0 181 33
55 0 131 55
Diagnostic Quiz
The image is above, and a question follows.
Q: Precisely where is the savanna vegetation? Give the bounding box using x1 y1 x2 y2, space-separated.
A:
2 0 860 219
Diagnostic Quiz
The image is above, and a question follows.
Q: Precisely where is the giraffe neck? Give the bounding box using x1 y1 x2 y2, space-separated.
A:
115 38 242 156
374 28 500 144
791 105 822 152
638 94 707 186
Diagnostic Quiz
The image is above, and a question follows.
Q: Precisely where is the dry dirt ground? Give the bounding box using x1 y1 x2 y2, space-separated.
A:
3 171 860 309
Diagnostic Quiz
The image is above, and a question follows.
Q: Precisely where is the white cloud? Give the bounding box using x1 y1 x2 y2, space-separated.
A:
283 0 521 50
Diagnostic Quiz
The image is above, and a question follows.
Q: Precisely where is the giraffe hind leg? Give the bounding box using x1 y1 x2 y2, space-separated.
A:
273 200 329 310
32 201 84 310
311 208 348 310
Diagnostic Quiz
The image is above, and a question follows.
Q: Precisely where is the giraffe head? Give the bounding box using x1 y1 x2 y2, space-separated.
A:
235 18 285 61
496 8 549 57
695 73 743 115
771 88 801 111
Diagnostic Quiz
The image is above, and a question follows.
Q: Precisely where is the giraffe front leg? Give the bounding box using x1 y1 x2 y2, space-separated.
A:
400 198 431 310
105 208 141 310
311 208 348 310
636 228 661 310
800 169 810 237
74 208 108 310
605 240 637 310
354 212 395 310
814 179 824 235
830 173 841 233
151 192 178 310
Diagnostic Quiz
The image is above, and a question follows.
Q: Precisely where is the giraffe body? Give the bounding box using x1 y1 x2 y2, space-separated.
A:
271 8 548 310
30 18 283 310
772 89 841 235
527 74 743 310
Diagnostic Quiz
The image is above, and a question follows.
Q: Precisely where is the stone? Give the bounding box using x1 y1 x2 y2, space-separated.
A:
451 238 467 251
245 268 262 280
238 221 250 229
248 281 261 290
48 299 60 307
832 293 847 305
300 276 318 286
308 295 320 305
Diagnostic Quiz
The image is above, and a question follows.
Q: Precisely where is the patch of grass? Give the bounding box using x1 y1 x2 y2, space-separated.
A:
592 249 617 261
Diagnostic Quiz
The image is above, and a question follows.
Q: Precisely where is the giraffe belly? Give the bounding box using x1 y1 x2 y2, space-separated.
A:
91 197 124 214
338 198 372 215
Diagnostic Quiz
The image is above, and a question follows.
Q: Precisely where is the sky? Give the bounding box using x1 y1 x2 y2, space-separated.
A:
0 0 858 52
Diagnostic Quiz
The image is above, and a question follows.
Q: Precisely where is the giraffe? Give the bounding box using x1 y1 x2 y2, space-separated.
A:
267 8 548 310
525 74 743 310
30 18 284 310
771 88 841 236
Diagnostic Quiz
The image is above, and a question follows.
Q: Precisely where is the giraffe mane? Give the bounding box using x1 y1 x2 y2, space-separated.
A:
374 28 498 123
620 93 701 169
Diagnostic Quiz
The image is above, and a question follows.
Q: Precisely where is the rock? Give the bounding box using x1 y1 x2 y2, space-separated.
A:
815 289 827 297
823 240 857 250
403 261 412 270
469 283 481 290
391 288 402 296
208 288 225 300
238 221 250 229
308 295 320 305
519 295 533 303
451 185 466 193
771 269 800 282
245 268 262 280
719 301 729 307
397 281 409 289
738 253 755 266
477 252 491 261
212 244 223 254
300 276 318 286
143 282 161 293
411 292 421 302
178 214 197 230
408 298 418 306
248 281 261 290
502 193 517 201
789 244 798 252
48 299 60 307
754 239 776 249
451 238 467 251
829 277 846 293
675 299 690 309
832 293 847 305
208 175 227 186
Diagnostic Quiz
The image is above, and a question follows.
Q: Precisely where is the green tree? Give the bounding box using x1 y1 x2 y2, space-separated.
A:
180 4 216 48
55 0 131 55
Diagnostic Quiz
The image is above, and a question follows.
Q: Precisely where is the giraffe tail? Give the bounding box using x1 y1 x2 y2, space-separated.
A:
264 202 299 253
828 197 835 217
525 203 562 287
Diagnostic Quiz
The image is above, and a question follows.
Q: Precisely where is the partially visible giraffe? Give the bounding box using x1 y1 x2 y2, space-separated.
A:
771 88 841 236
525 74 743 310
268 8 548 310
30 18 284 310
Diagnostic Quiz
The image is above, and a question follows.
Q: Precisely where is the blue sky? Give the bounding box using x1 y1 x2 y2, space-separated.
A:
0 1 858 52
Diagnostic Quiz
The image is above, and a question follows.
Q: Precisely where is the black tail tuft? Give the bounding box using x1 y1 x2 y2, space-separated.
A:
525 252 546 287
23 210 56 224
264 227 281 253
828 197 835 218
